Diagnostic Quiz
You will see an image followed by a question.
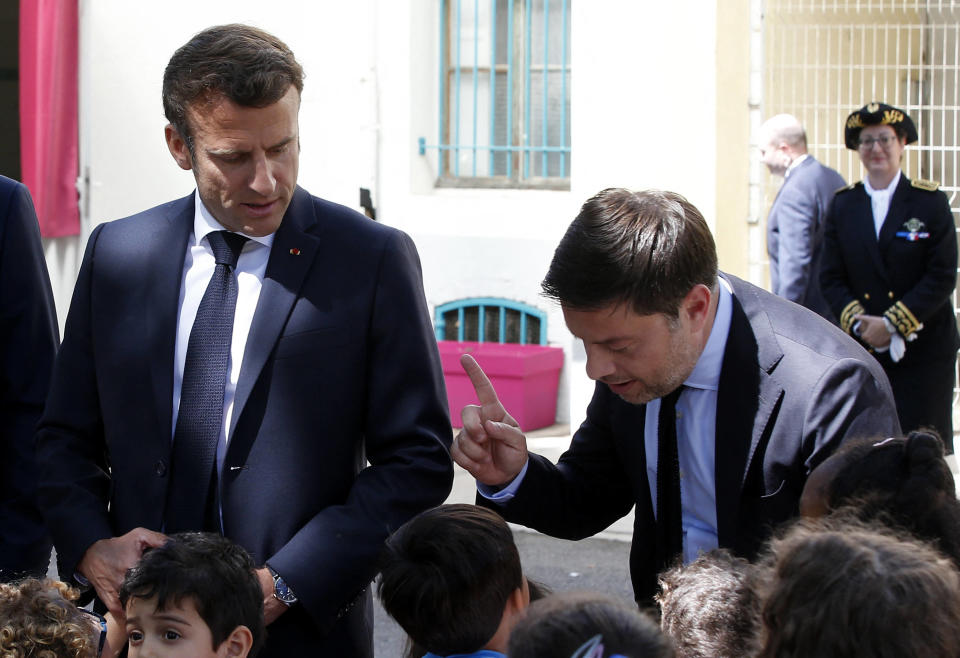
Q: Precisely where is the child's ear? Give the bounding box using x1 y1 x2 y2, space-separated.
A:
218 625 254 658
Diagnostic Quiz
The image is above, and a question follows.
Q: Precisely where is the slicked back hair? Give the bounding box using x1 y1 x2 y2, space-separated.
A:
163 23 304 151
377 504 523 656
119 532 265 657
541 189 718 317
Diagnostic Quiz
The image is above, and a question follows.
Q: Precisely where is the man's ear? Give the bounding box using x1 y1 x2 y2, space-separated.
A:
681 283 713 333
217 625 254 658
164 124 193 171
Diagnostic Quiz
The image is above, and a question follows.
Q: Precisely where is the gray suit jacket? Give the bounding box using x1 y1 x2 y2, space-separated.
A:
482 274 899 602
767 156 845 322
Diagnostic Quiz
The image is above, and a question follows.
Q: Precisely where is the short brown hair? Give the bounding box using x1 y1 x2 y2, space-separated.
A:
541 189 718 316
378 504 524 655
508 592 674 658
163 24 304 146
760 519 960 658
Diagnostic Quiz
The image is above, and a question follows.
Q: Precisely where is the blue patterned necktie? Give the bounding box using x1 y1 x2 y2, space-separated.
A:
165 230 248 533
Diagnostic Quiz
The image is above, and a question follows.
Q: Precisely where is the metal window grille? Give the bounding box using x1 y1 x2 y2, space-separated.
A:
418 0 571 188
435 298 547 344
758 0 960 406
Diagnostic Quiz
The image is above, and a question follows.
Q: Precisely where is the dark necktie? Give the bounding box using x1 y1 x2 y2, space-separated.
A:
655 385 684 572
165 230 248 534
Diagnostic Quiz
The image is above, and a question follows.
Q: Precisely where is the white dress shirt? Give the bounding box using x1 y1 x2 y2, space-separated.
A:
784 153 809 178
482 279 734 564
863 170 901 237
172 190 274 472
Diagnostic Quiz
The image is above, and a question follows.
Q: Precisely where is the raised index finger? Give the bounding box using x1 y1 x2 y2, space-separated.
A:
460 353 501 408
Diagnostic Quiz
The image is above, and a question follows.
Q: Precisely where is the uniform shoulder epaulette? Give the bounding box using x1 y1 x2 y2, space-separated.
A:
911 178 940 191
835 182 858 195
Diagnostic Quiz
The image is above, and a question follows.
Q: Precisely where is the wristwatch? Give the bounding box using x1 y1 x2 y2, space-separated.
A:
267 565 298 606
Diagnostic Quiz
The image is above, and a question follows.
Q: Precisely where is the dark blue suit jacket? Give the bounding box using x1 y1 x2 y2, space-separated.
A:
36 187 453 656
766 155 845 322
482 275 899 602
0 176 58 581
821 175 959 366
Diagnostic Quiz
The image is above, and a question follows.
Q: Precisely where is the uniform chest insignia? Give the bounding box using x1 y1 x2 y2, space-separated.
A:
896 218 930 241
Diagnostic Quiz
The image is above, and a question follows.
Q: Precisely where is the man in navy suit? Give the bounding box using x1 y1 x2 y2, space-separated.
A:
36 25 452 656
760 114 845 323
0 176 58 582
452 189 900 604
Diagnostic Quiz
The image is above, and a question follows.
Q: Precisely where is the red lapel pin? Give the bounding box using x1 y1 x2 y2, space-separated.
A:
289 248 301 256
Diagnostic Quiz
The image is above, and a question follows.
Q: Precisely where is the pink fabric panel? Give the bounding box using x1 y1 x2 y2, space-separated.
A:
19 0 80 237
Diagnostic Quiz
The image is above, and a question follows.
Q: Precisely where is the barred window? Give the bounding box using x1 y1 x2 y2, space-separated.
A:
419 0 571 189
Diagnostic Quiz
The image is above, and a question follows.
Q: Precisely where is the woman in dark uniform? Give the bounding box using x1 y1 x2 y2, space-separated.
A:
821 103 959 451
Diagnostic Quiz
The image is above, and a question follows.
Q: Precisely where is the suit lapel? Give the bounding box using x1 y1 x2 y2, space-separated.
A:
851 184 889 282
147 195 195 444
228 187 322 441
878 175 912 254
714 276 784 547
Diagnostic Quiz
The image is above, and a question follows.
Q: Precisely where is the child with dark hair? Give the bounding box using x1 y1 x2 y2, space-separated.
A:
507 592 674 658
378 504 529 658
656 549 761 658
759 518 960 658
119 532 264 658
799 428 960 565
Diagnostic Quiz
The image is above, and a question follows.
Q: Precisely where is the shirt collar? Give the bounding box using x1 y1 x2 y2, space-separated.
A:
785 153 809 177
192 189 275 249
863 169 901 198
683 277 732 391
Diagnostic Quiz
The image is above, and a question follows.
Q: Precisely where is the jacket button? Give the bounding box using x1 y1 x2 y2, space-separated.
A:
155 460 167 477
888 291 894 298
863 293 871 300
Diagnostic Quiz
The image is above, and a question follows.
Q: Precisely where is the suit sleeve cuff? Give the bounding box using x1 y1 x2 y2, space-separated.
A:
884 301 923 338
477 459 530 503
840 300 866 334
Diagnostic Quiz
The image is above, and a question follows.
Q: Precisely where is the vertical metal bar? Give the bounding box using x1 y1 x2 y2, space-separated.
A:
542 0 550 177
520 312 528 345
560 0 568 177
524 0 532 179
506 0 514 178
439 0 447 175
472 0 479 176
457 307 465 342
499 307 506 343
489 0 497 175
455 0 463 176
478 304 486 343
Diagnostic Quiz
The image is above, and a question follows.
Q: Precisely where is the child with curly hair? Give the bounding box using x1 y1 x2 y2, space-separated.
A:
0 577 121 657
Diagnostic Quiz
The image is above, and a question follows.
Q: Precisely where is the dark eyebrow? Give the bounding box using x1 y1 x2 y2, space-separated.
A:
206 135 296 158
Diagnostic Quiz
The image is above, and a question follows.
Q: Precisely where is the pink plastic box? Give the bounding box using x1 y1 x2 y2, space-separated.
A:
438 340 564 431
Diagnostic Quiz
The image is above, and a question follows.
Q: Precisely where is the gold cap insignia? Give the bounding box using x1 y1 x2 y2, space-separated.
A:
867 102 879 113
846 115 864 129
882 109 904 125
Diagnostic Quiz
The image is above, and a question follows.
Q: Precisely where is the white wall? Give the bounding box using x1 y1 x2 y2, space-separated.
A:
66 0 722 427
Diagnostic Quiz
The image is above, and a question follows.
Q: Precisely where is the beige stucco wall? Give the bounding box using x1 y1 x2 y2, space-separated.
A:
715 0 753 281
